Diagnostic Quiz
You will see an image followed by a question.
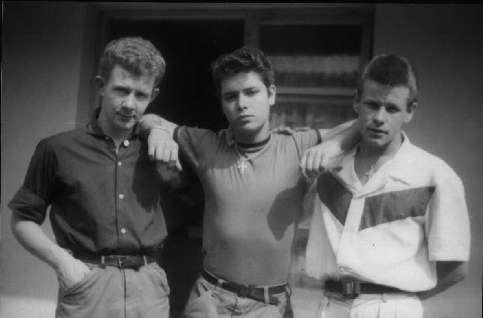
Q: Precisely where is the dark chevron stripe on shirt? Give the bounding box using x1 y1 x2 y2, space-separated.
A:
317 172 435 230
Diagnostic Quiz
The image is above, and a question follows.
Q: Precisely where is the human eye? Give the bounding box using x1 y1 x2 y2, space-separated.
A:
113 87 130 95
363 101 379 110
135 92 149 101
222 93 237 102
385 104 401 113
245 89 259 96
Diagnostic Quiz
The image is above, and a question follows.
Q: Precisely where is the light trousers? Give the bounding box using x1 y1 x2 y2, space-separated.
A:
56 262 170 318
316 291 423 318
182 275 293 318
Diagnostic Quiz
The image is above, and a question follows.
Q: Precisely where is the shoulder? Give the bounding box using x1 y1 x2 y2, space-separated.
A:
410 143 456 173
44 128 86 143
37 128 85 150
176 126 220 142
176 126 229 151
397 141 463 186
272 130 318 144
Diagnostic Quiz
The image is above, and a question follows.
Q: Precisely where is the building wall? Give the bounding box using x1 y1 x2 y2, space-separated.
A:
1 2 90 317
373 5 483 318
1 3 481 318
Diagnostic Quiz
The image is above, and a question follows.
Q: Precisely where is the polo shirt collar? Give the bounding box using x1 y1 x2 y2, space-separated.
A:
85 108 141 140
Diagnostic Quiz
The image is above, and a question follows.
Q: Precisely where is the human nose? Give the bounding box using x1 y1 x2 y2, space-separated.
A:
236 94 248 111
373 107 387 123
122 93 137 110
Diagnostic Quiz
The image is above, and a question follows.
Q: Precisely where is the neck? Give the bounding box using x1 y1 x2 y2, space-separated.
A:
232 125 270 145
97 117 132 148
360 133 403 160
356 133 403 184
236 134 271 153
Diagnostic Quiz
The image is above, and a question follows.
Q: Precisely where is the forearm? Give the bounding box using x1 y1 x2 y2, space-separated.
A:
10 213 71 271
139 113 179 136
417 261 468 300
319 119 360 151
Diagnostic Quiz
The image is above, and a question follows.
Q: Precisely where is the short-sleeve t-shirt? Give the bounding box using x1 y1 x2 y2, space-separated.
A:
175 127 319 285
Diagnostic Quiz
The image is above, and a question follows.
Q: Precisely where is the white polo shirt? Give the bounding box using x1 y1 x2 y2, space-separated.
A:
305 134 470 292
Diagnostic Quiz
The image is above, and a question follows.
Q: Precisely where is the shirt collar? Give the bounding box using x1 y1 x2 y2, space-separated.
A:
383 132 418 185
85 108 141 140
331 131 416 193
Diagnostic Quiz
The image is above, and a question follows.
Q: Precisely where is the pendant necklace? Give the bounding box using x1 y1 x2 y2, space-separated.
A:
358 147 378 183
234 134 272 174
357 145 400 184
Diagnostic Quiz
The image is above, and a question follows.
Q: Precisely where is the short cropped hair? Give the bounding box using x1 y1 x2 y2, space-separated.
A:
356 54 418 107
211 46 275 96
99 37 166 87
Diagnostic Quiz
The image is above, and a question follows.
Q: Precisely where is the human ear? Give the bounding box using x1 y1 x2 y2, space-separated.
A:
405 101 417 123
268 85 276 107
94 76 106 96
150 88 160 102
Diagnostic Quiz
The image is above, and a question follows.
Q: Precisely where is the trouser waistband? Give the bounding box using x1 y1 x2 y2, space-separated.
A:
324 279 404 299
73 252 157 270
201 269 289 305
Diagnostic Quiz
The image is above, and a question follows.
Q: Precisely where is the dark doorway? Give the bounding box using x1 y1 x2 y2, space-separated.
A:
106 19 245 130
105 19 245 317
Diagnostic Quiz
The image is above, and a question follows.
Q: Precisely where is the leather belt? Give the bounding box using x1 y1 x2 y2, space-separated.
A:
201 269 288 305
74 253 157 270
324 279 403 299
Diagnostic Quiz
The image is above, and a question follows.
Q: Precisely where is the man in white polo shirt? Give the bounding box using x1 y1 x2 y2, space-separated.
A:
303 54 470 318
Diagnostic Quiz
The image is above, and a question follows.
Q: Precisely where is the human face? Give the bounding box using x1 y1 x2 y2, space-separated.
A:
220 71 275 143
354 80 415 153
97 65 158 136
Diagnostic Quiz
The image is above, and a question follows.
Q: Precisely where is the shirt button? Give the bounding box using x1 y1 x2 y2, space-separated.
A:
120 228 127 234
118 194 124 200
123 140 130 147
118 161 122 167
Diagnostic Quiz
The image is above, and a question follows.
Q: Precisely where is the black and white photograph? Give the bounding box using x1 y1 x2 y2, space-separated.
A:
1 2 482 318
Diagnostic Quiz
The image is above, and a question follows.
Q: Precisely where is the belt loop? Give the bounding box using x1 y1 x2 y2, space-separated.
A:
285 283 292 297
99 255 106 269
143 255 148 267
263 286 269 304
216 278 223 292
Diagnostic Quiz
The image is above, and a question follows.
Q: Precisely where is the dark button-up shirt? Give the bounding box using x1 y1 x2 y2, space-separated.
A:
9 110 167 255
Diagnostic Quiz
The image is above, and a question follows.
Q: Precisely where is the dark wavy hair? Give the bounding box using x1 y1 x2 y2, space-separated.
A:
211 46 275 96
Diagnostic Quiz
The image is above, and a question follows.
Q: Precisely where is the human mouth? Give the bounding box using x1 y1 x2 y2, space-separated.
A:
118 112 136 122
367 127 387 136
238 114 253 122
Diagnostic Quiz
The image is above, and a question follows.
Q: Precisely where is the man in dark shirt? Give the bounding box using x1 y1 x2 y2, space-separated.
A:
9 37 175 318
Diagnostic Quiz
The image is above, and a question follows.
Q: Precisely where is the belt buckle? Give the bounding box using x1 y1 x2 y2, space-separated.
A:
341 278 360 299
238 285 249 298
117 255 136 269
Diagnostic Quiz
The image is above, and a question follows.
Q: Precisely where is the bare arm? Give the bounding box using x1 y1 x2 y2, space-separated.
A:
300 120 360 180
417 261 468 300
139 113 179 133
139 113 182 170
10 213 91 289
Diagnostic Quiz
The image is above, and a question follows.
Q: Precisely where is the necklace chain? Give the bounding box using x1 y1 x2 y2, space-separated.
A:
357 144 400 183
359 148 376 180
234 134 272 174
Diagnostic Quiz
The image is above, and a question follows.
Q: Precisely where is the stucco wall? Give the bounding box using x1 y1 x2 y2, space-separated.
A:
1 2 90 317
